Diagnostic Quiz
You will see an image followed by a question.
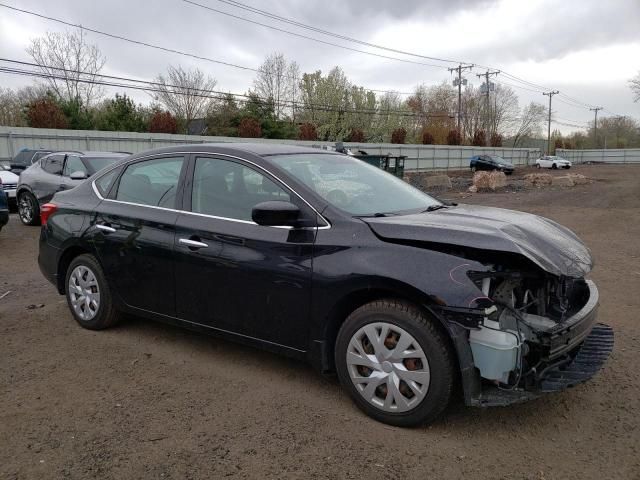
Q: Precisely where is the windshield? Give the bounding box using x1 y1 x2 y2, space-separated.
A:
489 155 509 164
84 155 126 174
269 153 440 216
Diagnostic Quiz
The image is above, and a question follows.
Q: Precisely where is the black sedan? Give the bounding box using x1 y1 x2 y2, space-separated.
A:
17 151 128 225
38 143 612 426
470 154 514 174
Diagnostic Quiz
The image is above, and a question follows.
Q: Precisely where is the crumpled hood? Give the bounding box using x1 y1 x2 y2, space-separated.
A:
363 204 593 277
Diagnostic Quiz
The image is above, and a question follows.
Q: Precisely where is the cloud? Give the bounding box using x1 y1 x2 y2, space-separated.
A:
0 0 638 133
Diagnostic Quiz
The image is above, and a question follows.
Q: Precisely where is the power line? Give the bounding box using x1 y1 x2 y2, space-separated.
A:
203 0 460 65
0 1 610 113
196 0 604 111
180 0 450 69
0 2 412 97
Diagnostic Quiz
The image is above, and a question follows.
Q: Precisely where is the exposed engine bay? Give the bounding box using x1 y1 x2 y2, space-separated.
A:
461 267 594 390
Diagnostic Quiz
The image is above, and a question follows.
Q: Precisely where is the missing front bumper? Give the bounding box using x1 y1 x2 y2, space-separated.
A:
472 323 614 407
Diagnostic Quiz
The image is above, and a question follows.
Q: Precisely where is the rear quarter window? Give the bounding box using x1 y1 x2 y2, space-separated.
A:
95 167 121 197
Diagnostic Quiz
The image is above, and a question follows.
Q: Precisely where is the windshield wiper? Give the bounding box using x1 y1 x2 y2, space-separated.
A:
356 212 398 218
422 204 448 213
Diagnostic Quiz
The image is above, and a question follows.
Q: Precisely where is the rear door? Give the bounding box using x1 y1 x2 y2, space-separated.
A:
35 154 65 203
61 154 88 191
173 154 317 350
92 155 186 316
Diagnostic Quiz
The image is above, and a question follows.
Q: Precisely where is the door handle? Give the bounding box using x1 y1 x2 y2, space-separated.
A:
179 238 209 249
96 224 117 233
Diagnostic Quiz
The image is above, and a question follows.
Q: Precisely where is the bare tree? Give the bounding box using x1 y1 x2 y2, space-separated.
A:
512 102 546 147
488 84 519 138
153 65 217 133
630 72 640 102
253 53 296 120
26 28 106 106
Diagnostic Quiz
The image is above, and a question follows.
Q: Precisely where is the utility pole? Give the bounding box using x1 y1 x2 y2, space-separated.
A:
449 63 474 133
542 90 559 155
589 106 602 148
476 70 500 145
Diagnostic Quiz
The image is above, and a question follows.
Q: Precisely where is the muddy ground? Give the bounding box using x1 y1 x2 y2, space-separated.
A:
1 164 639 479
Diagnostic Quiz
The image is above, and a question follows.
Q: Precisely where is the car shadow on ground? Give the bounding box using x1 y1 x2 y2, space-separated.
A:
111 313 585 433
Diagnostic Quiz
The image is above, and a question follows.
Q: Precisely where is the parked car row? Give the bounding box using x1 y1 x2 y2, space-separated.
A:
468 154 572 174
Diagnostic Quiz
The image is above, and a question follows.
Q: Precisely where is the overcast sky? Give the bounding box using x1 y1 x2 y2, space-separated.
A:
1 0 639 133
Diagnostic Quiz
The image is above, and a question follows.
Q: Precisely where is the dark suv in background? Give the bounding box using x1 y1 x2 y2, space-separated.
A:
469 154 514 174
10 148 56 174
17 151 129 225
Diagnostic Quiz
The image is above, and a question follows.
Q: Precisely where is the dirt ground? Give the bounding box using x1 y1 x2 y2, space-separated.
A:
1 164 639 479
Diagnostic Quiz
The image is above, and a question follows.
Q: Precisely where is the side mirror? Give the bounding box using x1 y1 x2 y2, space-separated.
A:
252 201 300 227
70 170 88 180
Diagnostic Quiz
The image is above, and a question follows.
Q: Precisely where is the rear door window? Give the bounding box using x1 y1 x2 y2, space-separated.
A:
42 155 64 175
95 168 121 197
115 156 185 208
63 155 87 176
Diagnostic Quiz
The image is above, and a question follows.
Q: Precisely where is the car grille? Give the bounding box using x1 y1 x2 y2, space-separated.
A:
2 183 17 190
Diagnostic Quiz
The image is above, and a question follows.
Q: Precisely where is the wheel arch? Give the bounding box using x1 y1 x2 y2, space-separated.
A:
313 281 460 376
56 245 92 294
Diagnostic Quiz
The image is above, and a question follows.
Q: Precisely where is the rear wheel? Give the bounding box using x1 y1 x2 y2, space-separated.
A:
552 163 558 169
18 191 40 226
335 299 455 427
65 254 121 330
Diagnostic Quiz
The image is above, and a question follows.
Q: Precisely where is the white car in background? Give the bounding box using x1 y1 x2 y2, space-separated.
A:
0 165 19 201
536 155 572 170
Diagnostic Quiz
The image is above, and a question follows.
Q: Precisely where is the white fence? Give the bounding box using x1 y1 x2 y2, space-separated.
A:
556 148 640 164
0 126 542 171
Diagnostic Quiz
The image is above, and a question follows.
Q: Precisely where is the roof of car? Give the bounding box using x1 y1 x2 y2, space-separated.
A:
129 143 340 158
45 151 129 158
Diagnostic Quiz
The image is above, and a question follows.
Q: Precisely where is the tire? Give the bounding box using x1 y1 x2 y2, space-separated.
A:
18 191 40 226
335 299 456 427
536 164 541 169
65 254 121 330
552 163 558 170
470 166 476 173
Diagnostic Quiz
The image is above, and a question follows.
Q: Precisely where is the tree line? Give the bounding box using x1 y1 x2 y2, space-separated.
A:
1 28 639 149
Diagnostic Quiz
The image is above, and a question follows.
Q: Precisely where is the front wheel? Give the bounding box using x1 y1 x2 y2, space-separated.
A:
65 254 121 330
335 300 456 427
552 163 558 169
536 164 541 169
470 166 476 173
18 191 40 226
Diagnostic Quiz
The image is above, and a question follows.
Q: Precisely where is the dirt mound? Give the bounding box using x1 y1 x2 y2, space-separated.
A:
524 173 553 187
472 171 507 191
569 173 590 185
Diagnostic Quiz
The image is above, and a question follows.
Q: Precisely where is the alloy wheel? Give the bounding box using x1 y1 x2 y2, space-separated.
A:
18 194 34 224
346 322 430 413
68 265 101 321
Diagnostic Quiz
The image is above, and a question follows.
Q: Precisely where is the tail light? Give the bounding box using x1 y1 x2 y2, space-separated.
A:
40 203 58 225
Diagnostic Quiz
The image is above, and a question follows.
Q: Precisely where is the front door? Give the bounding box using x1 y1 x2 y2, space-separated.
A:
174 155 316 350
92 155 186 316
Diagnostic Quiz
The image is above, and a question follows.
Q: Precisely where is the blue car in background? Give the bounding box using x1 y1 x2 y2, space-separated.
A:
0 185 8 233
470 154 514 174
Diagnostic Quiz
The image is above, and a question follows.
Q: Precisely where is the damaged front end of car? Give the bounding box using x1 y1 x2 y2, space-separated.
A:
362 204 614 406
437 263 613 406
